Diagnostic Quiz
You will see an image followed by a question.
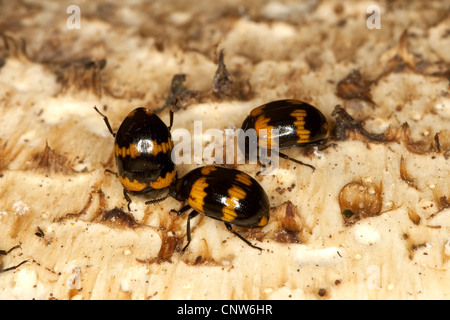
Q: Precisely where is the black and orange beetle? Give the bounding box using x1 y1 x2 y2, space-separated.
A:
94 107 176 210
239 99 331 171
147 165 270 251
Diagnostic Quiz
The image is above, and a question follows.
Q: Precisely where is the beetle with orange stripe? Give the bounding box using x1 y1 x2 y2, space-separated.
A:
239 99 331 171
147 165 270 251
94 106 176 210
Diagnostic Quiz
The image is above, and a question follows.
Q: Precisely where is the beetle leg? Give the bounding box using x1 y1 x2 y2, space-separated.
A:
167 97 179 131
318 142 337 151
0 245 28 274
104 169 118 176
176 204 191 217
168 108 174 131
224 223 262 251
314 136 337 151
182 210 200 253
277 151 315 171
257 154 277 176
0 260 28 274
123 189 132 212
0 245 20 256
255 163 267 177
94 106 116 138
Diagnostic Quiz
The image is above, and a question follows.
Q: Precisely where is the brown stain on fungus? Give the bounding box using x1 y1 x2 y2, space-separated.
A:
1 33 30 61
407 208 421 225
213 49 233 98
317 288 327 298
383 123 440 155
139 209 185 264
395 123 433 155
53 58 106 98
373 30 417 81
102 207 138 228
331 105 388 142
270 201 309 243
29 142 76 175
427 195 450 220
399 156 418 189
403 233 428 261
336 70 374 103
434 130 450 159
338 181 383 225
60 193 94 221
154 231 182 263
332 106 441 156
160 73 198 112
0 138 22 171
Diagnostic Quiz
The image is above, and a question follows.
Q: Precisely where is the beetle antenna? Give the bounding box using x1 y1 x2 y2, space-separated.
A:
93 105 116 137
145 193 170 205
